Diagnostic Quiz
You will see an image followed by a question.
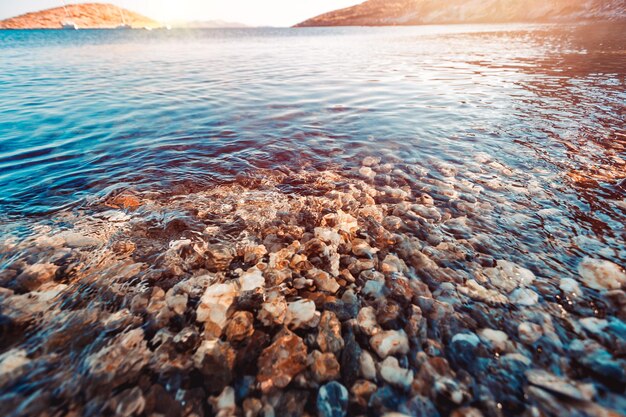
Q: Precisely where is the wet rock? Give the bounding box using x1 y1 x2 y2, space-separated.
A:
285 299 320 330
458 280 507 304
351 379 377 409
379 356 413 389
483 260 535 293
206 244 236 272
239 266 265 291
510 288 539 306
95 209 130 222
448 332 480 371
526 369 593 401
273 389 309 417
478 328 509 352
225 311 255 343
112 387 145 417
0 349 29 381
376 301 403 329
257 332 308 392
312 351 341 383
317 381 348 417
308 269 341 293
357 306 381 336
193 340 237 392
578 257 626 290
433 376 467 405
450 407 484 417
243 397 263 417
368 385 405 413
106 192 141 210
85 328 150 387
165 289 188 315
15 262 58 291
573 345 626 387
370 329 409 358
359 166 376 180
341 326 362 387
559 277 583 298
317 311 344 354
196 281 238 338
359 350 377 381
362 156 381 167
518 322 542 345
258 291 287 327
56 231 101 248
210 386 236 416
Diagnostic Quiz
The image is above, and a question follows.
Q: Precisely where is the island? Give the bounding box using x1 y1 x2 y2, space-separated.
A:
0 3 160 30
295 0 626 27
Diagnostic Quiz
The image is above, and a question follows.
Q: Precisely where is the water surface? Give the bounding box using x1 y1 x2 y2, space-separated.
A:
0 24 625 417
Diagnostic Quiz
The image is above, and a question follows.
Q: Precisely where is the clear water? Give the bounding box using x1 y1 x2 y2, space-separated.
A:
0 24 625 416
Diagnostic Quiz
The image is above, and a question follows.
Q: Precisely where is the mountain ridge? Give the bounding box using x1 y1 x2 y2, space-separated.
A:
296 0 626 27
0 3 160 29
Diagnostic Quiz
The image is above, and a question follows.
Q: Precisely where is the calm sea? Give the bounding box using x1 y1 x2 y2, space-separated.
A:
0 24 625 416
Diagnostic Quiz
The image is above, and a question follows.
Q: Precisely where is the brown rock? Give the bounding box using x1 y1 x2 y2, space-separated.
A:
106 193 141 210
350 379 377 409
307 269 340 294
193 340 236 393
206 244 236 272
317 311 344 354
311 351 341 383
257 333 308 392
225 311 255 343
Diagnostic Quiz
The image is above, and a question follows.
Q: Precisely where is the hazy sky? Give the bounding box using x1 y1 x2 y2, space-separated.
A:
0 0 363 26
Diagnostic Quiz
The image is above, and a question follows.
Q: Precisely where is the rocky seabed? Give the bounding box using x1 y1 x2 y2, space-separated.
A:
1 155 625 417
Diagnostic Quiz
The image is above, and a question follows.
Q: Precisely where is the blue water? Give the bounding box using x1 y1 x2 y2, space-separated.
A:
1 25 623 218
0 24 625 417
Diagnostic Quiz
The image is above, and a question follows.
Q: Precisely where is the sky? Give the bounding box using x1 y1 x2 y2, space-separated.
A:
0 0 363 26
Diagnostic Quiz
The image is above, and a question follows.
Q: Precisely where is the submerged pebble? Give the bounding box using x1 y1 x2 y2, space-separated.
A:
0 166 624 417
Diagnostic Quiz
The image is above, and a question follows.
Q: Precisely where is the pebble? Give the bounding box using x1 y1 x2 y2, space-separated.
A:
351 379 377 408
317 311 344 353
379 356 414 389
2 165 623 417
483 260 535 293
478 328 509 352
286 299 320 329
359 350 377 381
225 311 255 343
559 278 583 298
257 332 308 393
312 351 342 383
370 330 410 358
578 257 626 290
196 282 238 338
317 381 349 417
357 306 381 336
509 288 539 306
526 370 593 401
518 322 543 345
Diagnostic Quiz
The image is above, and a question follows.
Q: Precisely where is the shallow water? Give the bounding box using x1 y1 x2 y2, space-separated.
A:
0 24 625 417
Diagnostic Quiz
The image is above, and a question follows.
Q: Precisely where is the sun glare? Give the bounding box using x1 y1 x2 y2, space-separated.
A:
139 0 363 26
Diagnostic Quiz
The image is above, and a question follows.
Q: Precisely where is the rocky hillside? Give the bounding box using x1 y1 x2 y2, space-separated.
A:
296 0 626 27
0 3 160 29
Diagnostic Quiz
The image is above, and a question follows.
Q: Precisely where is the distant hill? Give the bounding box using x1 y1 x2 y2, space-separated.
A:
0 3 161 29
296 0 626 27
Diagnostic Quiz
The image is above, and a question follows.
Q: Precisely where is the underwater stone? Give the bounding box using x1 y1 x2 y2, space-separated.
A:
317 381 349 417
